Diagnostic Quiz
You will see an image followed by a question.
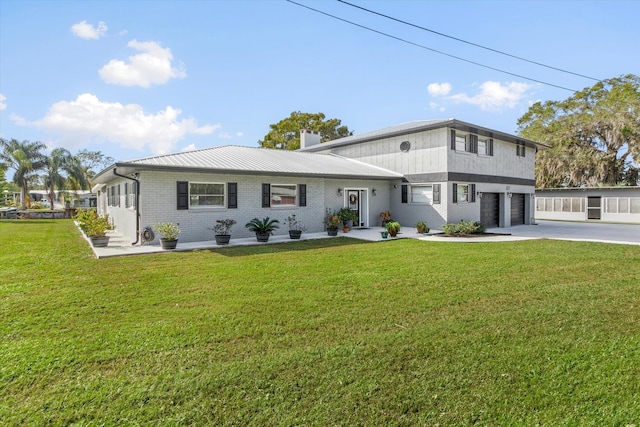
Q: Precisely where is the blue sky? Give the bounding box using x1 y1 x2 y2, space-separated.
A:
1 0 638 166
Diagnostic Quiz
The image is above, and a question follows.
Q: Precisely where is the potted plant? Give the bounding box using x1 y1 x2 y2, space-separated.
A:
284 214 306 239
385 221 401 237
338 207 357 232
379 210 392 227
245 217 280 242
324 208 341 236
156 222 181 249
86 213 113 247
211 218 236 245
380 230 389 239
416 221 429 234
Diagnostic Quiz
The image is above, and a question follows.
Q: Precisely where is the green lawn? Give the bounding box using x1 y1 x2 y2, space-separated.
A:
2 220 640 425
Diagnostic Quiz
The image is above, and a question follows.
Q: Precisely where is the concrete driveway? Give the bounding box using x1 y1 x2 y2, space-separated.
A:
491 220 640 246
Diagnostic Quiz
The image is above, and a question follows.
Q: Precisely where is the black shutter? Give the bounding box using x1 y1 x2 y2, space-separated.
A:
470 135 478 153
228 182 237 209
299 184 307 207
262 183 271 208
522 144 526 157
450 129 456 150
453 183 458 203
116 184 121 207
470 184 476 203
489 138 494 156
401 184 408 203
433 184 441 204
177 181 189 210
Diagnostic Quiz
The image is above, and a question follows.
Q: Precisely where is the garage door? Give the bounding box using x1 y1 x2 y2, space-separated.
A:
480 193 500 228
510 193 525 225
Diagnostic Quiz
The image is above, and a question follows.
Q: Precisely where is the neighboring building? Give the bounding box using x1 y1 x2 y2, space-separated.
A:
29 190 96 208
535 186 640 224
91 119 544 244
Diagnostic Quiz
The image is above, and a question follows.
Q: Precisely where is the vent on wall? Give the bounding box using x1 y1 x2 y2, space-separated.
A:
400 141 411 152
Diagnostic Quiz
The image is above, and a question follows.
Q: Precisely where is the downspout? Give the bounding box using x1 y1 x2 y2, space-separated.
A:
113 168 141 245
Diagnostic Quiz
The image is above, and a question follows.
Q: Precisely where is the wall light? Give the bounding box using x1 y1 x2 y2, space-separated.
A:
338 188 343 196
476 191 483 198
507 192 513 198
372 188 377 196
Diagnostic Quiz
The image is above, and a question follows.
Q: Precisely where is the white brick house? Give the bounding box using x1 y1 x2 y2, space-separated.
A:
92 119 544 244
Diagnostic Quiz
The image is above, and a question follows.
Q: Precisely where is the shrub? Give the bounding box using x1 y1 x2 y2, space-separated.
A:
156 222 181 240
442 220 485 236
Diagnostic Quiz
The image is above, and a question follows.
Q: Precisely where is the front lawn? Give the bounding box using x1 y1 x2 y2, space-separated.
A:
1 220 639 425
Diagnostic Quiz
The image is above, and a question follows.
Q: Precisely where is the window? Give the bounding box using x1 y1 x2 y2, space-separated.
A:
517 142 526 157
125 182 137 208
452 183 476 203
455 134 467 152
410 184 433 204
189 182 225 207
271 184 297 206
478 138 493 156
108 185 120 207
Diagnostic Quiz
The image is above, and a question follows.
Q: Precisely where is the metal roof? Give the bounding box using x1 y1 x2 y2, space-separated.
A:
299 118 546 152
93 145 403 183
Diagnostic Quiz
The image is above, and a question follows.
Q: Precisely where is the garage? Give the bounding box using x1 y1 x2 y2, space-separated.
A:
510 193 525 225
480 192 500 228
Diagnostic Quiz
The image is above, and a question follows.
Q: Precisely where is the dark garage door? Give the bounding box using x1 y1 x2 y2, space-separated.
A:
481 193 499 228
510 193 525 225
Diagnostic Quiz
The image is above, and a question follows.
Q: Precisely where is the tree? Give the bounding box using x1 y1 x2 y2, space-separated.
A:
42 148 89 208
0 138 47 208
75 149 114 181
517 74 640 188
258 111 353 150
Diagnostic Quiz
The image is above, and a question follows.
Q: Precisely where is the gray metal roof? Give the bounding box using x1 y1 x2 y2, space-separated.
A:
93 145 403 183
299 118 546 152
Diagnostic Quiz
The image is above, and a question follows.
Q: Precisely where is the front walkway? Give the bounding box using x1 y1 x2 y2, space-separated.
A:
87 227 534 259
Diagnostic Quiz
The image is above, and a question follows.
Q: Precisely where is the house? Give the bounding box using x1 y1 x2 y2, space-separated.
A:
535 186 640 224
91 119 544 244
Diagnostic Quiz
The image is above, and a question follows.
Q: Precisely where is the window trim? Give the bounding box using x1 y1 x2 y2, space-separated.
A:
270 183 298 207
189 182 226 209
409 183 434 205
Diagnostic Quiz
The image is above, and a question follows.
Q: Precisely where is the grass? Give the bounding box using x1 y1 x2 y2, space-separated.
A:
2 219 640 425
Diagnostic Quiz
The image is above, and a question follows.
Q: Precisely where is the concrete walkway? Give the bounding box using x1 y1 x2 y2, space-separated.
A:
86 220 639 259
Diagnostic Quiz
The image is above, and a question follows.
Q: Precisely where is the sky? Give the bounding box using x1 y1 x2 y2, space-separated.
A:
1 0 638 170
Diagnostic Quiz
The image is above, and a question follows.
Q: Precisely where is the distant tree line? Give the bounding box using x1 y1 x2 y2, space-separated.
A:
0 138 113 208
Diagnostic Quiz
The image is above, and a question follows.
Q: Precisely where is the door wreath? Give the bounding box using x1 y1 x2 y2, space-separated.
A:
349 194 358 205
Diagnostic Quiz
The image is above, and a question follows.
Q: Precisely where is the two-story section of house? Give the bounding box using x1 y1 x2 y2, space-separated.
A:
298 119 545 230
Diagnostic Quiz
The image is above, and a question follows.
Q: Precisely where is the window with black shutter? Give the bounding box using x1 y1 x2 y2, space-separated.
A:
227 182 238 209
299 184 307 207
177 181 189 210
262 183 271 208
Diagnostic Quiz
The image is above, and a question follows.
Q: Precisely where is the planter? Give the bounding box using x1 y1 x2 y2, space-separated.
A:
343 225 350 233
327 228 338 236
160 238 178 250
215 234 231 245
388 230 398 237
90 235 110 247
255 232 271 242
288 230 302 240
380 231 388 239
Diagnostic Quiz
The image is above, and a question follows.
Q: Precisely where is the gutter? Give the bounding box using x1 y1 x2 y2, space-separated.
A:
113 168 141 245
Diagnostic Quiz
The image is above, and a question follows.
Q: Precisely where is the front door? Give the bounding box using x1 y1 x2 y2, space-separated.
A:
344 189 369 228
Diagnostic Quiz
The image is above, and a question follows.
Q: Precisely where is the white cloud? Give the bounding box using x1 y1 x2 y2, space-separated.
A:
71 20 108 40
448 81 532 111
15 93 218 155
429 102 445 112
219 132 232 139
427 82 452 96
0 93 6 110
99 40 186 87
236 131 244 137
181 144 197 152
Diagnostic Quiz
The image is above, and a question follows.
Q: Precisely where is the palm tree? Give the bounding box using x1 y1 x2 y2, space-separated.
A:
42 148 89 208
0 138 47 208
